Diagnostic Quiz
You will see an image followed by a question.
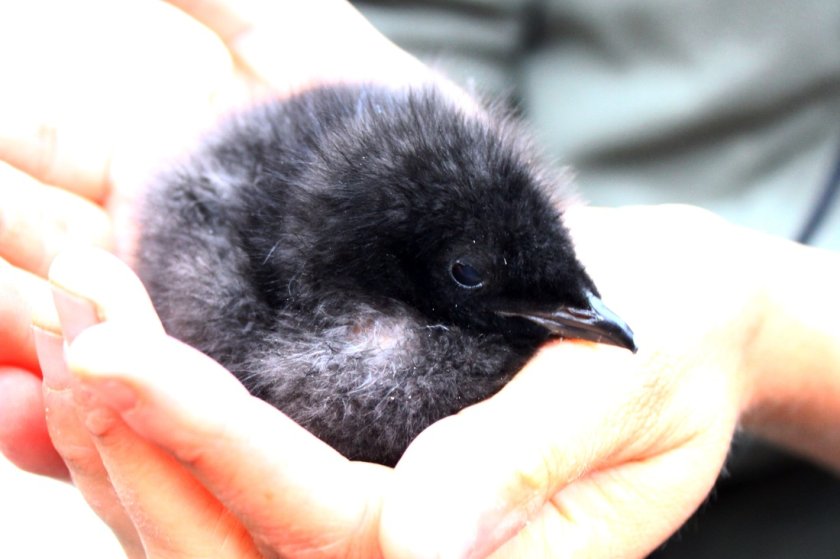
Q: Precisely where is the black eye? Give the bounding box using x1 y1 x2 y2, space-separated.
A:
450 261 484 289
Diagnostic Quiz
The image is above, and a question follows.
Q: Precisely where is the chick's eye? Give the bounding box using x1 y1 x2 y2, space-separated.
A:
450 261 484 289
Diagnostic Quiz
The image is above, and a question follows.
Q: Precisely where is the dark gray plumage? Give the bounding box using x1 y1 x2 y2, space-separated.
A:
135 84 635 466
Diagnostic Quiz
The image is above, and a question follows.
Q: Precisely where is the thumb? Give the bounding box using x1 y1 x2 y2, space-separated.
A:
380 343 735 558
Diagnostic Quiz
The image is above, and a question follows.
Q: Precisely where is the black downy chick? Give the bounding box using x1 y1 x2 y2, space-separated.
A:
135 84 636 466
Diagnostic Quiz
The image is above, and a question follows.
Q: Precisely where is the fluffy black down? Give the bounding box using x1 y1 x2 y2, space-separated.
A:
135 84 589 466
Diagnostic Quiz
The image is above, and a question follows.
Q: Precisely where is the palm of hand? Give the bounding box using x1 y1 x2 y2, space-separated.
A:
1 1 767 556
41 206 761 558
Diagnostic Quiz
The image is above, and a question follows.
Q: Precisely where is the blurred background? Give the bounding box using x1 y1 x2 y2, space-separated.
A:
352 0 840 557
0 455 123 556
356 0 840 251
2 1 838 557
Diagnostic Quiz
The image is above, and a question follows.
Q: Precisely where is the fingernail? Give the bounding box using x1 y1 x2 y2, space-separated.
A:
51 286 101 342
32 326 69 388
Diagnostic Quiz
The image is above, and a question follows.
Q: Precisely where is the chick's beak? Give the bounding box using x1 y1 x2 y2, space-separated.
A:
499 291 637 352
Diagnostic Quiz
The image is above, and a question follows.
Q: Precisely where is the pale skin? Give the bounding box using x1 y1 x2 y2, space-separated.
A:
1 0 839 557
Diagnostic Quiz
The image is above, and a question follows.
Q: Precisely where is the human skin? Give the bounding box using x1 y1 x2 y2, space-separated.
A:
27 208 840 558
0 0 426 476
2 0 840 557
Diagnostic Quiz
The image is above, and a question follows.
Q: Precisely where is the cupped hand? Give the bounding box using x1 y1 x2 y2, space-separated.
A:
0 1 787 555
0 0 425 477
36 202 765 558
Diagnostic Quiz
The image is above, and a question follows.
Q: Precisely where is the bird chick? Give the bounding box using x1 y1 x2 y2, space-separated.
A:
135 84 636 466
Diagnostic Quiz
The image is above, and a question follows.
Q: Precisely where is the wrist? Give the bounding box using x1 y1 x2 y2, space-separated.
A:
738 238 840 470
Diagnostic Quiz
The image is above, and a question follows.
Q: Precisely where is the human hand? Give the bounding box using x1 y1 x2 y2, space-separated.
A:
569 205 840 474
0 0 426 479
0 0 430 263
5 0 839 555
34 202 773 558
0 0 240 479
3 7 761 549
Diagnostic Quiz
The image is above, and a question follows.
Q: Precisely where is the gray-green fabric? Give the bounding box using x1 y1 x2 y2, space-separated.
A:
356 0 840 249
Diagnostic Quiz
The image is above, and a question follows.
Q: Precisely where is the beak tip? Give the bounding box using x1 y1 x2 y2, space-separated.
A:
622 336 639 354
495 292 639 353
598 324 637 353
583 291 638 353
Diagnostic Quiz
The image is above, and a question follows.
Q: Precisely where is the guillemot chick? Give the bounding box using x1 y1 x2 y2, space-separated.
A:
135 84 635 466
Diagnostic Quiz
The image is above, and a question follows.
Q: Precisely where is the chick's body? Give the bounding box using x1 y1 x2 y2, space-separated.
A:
136 84 632 466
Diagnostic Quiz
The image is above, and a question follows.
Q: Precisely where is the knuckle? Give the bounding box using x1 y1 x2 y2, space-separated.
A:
52 438 105 480
33 122 62 186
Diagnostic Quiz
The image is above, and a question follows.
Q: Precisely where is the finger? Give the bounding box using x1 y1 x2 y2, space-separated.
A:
0 257 56 370
47 247 163 336
0 251 68 480
50 246 385 555
167 0 428 92
0 366 68 479
32 247 156 556
0 96 111 203
0 0 114 201
67 325 387 557
0 0 232 201
490 434 727 559
0 162 111 277
34 326 144 557
48 249 259 557
72 369 261 559
380 343 737 558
